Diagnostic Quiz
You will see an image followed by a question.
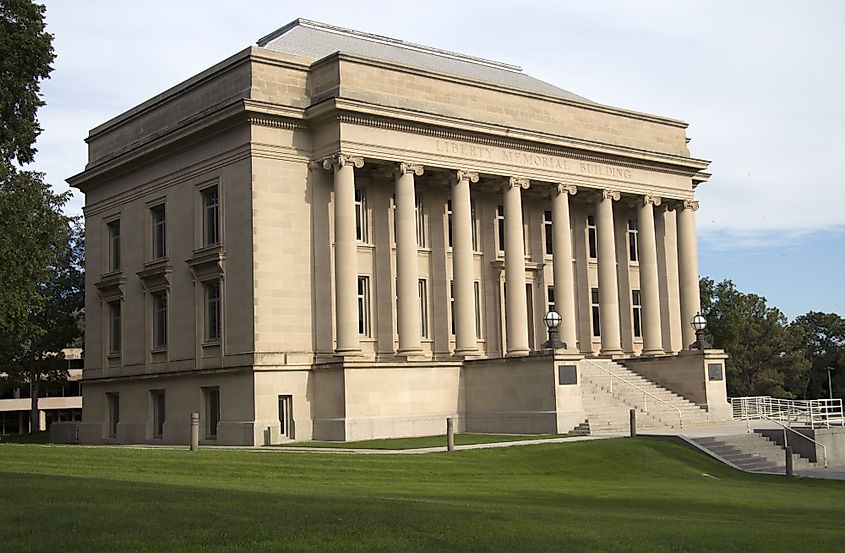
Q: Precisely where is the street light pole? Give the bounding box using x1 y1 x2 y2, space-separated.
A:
825 367 835 400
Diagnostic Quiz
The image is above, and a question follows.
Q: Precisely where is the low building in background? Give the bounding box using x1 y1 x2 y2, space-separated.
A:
68 19 730 445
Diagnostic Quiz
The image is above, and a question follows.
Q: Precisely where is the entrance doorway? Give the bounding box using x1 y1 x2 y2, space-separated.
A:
278 395 294 439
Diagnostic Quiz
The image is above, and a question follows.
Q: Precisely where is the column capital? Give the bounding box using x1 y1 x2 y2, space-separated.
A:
396 162 424 177
555 183 578 197
681 199 700 211
508 177 530 190
321 153 364 171
641 194 662 207
453 170 480 184
600 189 621 202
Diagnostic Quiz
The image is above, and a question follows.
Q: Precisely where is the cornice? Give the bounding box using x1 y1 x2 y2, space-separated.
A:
321 100 709 178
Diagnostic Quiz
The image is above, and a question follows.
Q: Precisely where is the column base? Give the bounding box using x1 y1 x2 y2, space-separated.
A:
505 349 530 358
640 348 666 357
599 349 624 358
453 348 480 358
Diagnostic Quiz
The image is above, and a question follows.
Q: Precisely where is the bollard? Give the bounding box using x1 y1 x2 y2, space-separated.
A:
785 446 794 478
190 412 199 451
629 409 637 438
446 417 455 452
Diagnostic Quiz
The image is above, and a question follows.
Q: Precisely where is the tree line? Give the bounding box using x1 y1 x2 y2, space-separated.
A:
700 277 843 400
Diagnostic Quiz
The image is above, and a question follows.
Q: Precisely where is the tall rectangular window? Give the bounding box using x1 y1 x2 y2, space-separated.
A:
151 390 165 439
418 279 429 339
591 288 601 337
415 194 425 247
151 204 166 259
496 205 505 254
278 395 293 439
632 290 643 339
357 276 371 337
544 210 553 256
107 393 119 438
587 215 597 260
152 291 167 349
205 281 221 342
108 300 122 355
547 286 556 314
446 199 453 248
203 387 220 440
107 219 121 271
354 187 368 243
628 218 639 263
202 186 220 246
474 281 482 339
449 280 455 336
471 199 478 252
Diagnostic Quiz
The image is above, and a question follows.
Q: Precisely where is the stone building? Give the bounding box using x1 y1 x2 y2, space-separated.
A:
69 19 730 445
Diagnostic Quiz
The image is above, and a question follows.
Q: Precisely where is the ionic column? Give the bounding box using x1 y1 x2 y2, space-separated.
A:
395 163 424 355
596 189 623 356
504 177 530 356
677 199 701 349
637 195 664 355
324 154 364 354
552 183 578 351
451 170 479 356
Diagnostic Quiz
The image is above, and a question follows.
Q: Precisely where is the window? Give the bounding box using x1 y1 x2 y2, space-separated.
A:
354 187 368 243
628 218 639 263
471 199 478 252
591 288 601 337
108 300 122 355
205 281 221 343
496 205 505 254
357 276 371 337
415 194 425 247
278 395 293 439
547 286 556 314
474 281 482 339
418 279 429 339
446 199 453 248
151 390 165 439
203 387 220 440
202 186 220 246
587 215 597 260
449 280 455 336
107 219 121 271
632 290 642 339
544 210 553 256
152 291 167 349
151 204 166 259
107 393 119 438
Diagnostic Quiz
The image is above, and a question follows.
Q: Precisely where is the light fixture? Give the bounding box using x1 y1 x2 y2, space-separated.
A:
689 312 711 350
541 310 566 350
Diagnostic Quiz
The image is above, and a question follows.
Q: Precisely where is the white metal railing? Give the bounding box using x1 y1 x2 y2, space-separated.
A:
731 396 844 429
755 413 829 469
583 359 684 429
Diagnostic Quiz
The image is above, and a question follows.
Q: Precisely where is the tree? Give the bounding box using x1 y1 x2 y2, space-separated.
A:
793 311 845 400
0 0 54 165
700 277 809 398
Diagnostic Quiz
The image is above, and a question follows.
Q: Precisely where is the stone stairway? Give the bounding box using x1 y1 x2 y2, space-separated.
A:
579 358 715 433
690 433 817 473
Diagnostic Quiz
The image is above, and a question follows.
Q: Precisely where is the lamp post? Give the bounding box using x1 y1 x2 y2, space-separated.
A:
541 310 566 350
690 312 711 350
825 367 835 400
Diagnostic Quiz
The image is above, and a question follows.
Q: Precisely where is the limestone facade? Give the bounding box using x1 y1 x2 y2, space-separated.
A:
69 19 716 445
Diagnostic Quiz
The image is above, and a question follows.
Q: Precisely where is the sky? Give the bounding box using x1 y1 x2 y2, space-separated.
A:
31 0 845 319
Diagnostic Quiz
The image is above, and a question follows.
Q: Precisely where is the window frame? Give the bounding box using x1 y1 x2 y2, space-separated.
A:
151 390 166 439
204 281 221 343
203 386 220 440
108 300 122 355
354 186 369 244
628 218 639 263
587 215 597 260
152 291 168 349
632 289 643 339
150 203 167 260
591 287 601 338
201 185 220 247
418 278 429 339
496 205 505 255
544 210 553 257
357 276 371 337
106 218 121 272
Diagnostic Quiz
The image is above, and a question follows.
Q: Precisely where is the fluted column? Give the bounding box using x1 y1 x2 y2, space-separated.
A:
395 163 424 355
324 154 364 354
451 170 479 356
677 199 701 349
637 195 664 355
504 177 530 356
596 189 623 356
552 183 578 351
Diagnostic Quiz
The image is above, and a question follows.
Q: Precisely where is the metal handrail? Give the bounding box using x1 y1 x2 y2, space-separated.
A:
752 413 829 469
582 359 684 429
731 396 844 429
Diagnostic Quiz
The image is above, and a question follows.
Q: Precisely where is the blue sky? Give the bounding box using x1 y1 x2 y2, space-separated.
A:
32 0 845 320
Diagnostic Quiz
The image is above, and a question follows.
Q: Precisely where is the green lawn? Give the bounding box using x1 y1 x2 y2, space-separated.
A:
281 433 568 449
1 438 843 552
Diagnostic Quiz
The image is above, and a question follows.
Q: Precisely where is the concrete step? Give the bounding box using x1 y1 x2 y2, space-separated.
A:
690 433 818 473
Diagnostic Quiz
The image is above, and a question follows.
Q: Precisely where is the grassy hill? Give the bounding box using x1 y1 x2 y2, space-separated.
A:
1 438 842 552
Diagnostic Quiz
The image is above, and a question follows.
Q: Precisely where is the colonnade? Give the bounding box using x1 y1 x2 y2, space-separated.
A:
322 154 701 358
